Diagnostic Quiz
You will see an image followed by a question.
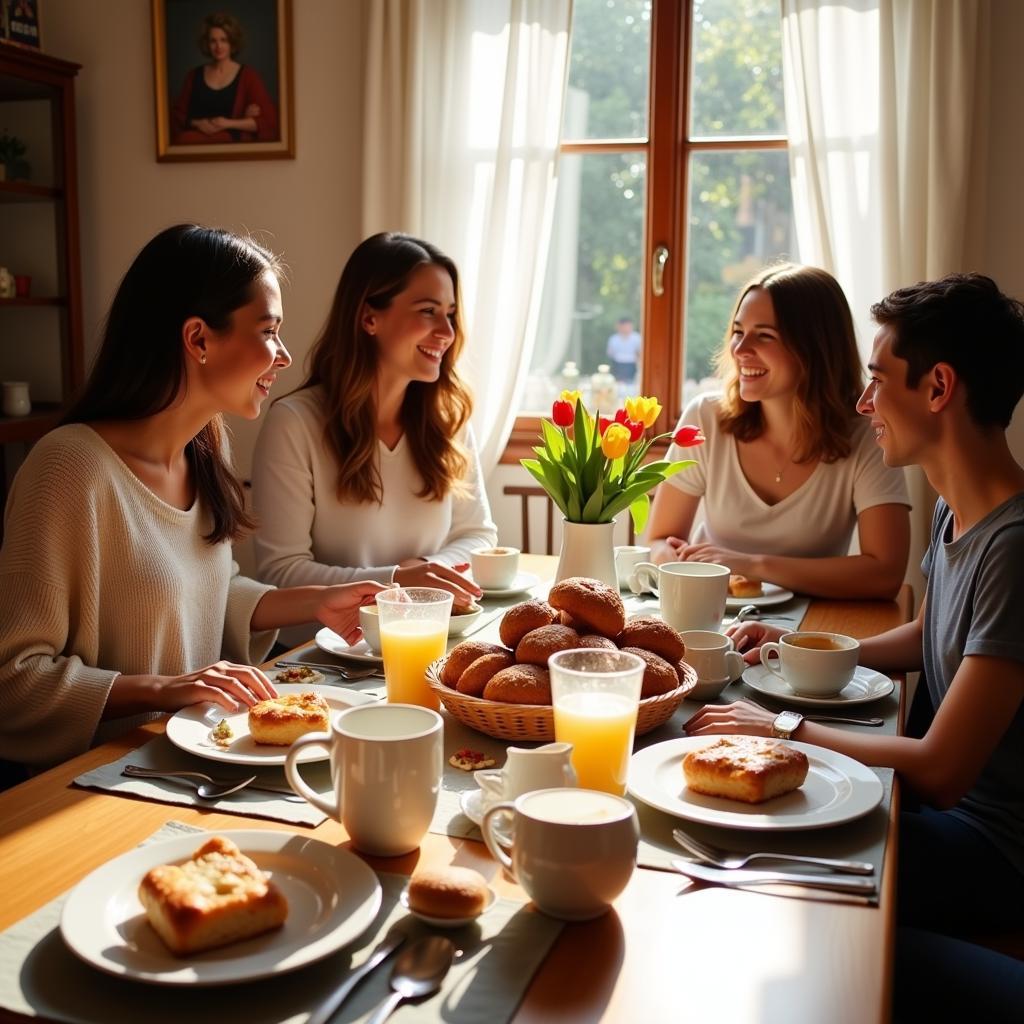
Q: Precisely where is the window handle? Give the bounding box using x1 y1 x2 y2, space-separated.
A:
652 245 669 297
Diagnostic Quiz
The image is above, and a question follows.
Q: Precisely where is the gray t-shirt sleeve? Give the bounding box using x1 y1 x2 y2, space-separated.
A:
920 497 947 578
963 523 1024 664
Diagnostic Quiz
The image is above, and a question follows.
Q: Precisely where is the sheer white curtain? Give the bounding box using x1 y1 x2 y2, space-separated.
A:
781 0 990 597
362 0 572 472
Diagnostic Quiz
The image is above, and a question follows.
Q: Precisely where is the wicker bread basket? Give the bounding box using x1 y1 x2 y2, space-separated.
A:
426 657 697 742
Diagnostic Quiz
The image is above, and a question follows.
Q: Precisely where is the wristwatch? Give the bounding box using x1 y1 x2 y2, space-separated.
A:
771 710 804 740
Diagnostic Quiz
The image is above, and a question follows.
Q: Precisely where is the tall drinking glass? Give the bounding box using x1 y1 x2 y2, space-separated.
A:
549 649 645 795
376 588 453 710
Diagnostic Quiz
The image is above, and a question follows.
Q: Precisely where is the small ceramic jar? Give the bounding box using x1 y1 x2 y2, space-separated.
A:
2 381 31 417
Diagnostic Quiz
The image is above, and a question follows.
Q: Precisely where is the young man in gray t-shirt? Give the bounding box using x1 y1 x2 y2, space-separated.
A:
686 273 1024 1021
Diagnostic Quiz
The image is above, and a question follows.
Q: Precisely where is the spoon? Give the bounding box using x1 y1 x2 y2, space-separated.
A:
120 765 304 801
365 935 455 1024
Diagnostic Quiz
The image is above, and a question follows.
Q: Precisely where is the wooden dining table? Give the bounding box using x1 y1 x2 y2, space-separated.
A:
0 555 910 1024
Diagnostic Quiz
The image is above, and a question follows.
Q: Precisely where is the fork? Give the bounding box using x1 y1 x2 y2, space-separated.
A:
122 765 305 801
275 660 382 680
672 827 873 875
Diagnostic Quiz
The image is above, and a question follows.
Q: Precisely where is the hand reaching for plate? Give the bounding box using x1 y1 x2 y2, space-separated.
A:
394 560 482 609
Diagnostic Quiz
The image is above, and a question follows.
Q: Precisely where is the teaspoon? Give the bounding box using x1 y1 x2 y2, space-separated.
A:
365 935 455 1024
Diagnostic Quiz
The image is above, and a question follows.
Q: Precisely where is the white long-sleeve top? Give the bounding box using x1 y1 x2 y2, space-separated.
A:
0 425 276 767
251 388 497 644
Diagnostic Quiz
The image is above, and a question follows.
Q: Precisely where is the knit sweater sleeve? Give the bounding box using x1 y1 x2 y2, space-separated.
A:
223 564 277 665
0 435 118 765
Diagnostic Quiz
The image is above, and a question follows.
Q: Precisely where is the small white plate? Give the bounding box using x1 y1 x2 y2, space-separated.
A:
476 571 542 598
165 683 377 766
742 664 895 708
399 885 497 928
447 606 484 636
60 829 382 986
460 788 485 826
725 583 795 610
315 628 385 664
628 737 883 831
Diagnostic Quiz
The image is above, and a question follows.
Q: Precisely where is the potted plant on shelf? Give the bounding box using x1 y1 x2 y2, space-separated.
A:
0 131 30 182
522 391 705 587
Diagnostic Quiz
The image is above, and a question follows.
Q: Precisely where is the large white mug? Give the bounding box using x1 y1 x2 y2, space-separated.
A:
759 631 860 698
285 703 443 856
475 741 577 812
482 788 639 921
628 561 730 632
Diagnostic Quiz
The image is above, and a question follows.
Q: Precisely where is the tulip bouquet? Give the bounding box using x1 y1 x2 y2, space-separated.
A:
522 391 705 535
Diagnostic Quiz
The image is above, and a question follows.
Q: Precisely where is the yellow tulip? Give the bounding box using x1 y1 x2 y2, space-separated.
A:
624 395 662 428
559 389 582 408
600 422 631 459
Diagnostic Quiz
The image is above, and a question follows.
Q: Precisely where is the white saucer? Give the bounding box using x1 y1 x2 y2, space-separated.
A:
460 788 485 826
742 664 895 708
399 885 497 928
315 628 384 664
725 583 795 610
477 571 542 598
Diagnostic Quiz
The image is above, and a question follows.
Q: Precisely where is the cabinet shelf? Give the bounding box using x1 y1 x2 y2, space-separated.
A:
0 296 67 307
0 404 62 444
0 180 61 202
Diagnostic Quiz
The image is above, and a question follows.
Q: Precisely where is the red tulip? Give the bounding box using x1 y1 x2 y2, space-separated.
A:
598 416 613 436
673 425 705 447
552 399 575 427
612 408 643 442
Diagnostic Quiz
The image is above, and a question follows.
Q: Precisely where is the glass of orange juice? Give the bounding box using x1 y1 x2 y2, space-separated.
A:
376 588 453 710
549 649 645 795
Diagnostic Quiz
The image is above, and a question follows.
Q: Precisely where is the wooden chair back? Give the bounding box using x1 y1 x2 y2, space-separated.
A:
502 485 634 554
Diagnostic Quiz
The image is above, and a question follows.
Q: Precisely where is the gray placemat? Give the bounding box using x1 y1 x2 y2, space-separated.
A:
72 734 330 827
623 593 812 632
0 821 563 1024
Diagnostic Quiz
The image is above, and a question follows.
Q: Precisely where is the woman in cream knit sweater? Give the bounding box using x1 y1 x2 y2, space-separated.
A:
0 225 385 768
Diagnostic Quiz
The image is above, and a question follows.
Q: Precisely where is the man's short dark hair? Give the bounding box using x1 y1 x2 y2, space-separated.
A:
870 273 1024 429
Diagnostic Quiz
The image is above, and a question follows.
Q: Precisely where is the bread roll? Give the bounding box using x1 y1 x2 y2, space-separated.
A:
138 836 288 955
248 690 329 746
682 736 808 804
407 865 489 919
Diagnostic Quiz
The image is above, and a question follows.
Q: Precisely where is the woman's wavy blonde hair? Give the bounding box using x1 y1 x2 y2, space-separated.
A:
300 232 472 504
716 263 864 463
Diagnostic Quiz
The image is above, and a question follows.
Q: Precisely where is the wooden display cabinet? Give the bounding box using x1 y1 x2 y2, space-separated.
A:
0 46 83 508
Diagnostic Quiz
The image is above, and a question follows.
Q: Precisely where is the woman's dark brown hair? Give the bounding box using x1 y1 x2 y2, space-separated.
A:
199 13 244 56
62 223 282 543
716 263 864 462
300 232 472 504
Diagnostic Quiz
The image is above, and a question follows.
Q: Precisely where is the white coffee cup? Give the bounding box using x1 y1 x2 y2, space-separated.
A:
474 741 577 813
759 631 860 698
614 545 651 590
470 546 520 589
358 604 381 653
285 703 443 856
628 561 730 632
680 630 745 682
482 787 639 921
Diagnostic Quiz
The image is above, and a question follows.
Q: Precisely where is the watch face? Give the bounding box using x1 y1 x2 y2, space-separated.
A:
773 711 803 737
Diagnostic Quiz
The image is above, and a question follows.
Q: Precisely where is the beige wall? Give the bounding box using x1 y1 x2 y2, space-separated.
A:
42 0 368 480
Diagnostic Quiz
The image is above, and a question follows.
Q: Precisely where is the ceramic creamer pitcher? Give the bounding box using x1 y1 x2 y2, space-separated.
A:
475 741 577 810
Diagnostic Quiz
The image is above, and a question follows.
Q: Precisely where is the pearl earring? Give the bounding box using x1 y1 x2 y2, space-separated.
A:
200 353 206 364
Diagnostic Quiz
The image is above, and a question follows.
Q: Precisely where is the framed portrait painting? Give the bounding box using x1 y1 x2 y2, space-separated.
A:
151 0 294 162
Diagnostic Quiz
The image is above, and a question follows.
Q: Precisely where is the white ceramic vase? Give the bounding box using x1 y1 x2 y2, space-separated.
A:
555 519 618 589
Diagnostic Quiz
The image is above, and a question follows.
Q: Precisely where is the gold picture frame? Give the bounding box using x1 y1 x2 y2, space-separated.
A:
151 0 294 162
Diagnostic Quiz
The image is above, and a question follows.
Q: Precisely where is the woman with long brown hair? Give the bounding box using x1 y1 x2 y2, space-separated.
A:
647 263 910 598
0 224 384 769
251 233 496 643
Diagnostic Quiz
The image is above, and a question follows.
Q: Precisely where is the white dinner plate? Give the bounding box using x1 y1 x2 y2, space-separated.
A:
165 683 376 766
60 829 382 986
628 737 883 831
315 628 384 664
476 571 542 598
725 583 795 610
742 664 895 708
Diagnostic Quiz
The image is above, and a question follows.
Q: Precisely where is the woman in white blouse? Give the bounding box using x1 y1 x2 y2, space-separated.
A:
647 263 910 599
252 233 497 643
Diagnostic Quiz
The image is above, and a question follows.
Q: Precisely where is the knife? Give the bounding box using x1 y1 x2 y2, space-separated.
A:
307 928 407 1024
672 859 877 896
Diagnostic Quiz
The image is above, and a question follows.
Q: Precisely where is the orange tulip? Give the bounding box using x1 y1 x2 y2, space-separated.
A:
600 422 631 459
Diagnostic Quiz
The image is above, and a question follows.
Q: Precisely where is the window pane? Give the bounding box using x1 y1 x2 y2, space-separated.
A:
689 0 785 138
682 149 796 401
563 0 651 140
520 152 646 415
